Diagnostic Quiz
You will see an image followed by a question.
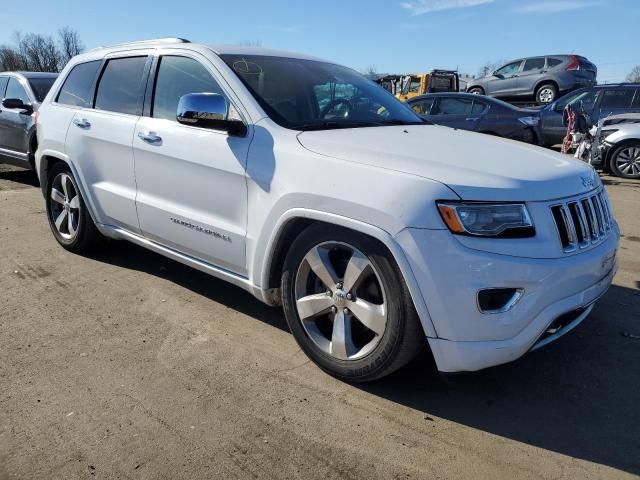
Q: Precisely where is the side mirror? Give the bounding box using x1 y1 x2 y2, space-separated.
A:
493 72 504 79
177 93 246 136
2 98 33 114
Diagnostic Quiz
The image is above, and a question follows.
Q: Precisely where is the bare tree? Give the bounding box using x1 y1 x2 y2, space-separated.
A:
626 65 640 83
0 27 83 73
362 64 378 77
478 59 506 78
58 27 84 67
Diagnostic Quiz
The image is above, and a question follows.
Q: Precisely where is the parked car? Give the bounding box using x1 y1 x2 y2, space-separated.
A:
36 38 619 382
467 55 597 105
539 84 640 147
0 72 58 170
406 92 541 144
597 118 640 179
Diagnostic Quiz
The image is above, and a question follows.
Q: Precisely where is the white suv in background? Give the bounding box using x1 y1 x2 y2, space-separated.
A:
36 39 619 382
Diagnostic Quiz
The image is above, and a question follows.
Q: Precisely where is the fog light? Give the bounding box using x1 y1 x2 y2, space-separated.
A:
477 288 524 314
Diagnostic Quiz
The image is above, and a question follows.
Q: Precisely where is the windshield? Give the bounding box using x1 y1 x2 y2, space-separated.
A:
221 55 424 130
27 77 56 102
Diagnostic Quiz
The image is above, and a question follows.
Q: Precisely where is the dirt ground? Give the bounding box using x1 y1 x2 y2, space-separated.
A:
0 163 638 479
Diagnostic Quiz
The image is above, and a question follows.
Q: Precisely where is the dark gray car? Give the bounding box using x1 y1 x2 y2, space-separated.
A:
407 93 541 144
0 72 58 170
466 55 597 105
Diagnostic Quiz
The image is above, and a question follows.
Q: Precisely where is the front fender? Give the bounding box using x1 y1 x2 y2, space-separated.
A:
255 208 438 338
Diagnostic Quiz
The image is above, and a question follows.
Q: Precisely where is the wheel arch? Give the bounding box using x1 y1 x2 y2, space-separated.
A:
534 79 559 96
258 208 438 338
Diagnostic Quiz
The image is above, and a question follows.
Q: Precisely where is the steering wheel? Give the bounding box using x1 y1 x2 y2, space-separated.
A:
320 98 352 118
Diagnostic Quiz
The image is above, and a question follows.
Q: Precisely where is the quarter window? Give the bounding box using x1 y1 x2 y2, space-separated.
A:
152 56 224 121
95 56 148 115
600 89 635 109
522 58 545 72
57 61 101 107
5 78 30 104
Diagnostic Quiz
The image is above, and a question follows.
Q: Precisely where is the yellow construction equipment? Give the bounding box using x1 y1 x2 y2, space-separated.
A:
377 70 460 101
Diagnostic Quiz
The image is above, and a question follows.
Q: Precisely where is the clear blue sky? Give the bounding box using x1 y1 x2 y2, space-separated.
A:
1 0 638 82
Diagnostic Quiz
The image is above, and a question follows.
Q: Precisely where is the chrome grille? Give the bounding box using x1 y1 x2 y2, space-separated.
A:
551 190 613 253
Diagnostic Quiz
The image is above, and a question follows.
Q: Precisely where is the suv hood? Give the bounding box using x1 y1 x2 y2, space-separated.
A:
297 125 596 201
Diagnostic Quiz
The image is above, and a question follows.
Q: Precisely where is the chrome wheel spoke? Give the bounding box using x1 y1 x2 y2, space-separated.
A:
330 310 355 360
51 188 66 205
67 212 77 236
54 210 68 232
68 195 80 209
342 251 370 293
304 246 339 290
349 298 386 336
296 293 334 321
60 174 70 198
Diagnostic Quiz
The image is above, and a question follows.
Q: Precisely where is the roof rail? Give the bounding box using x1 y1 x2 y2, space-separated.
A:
91 38 190 51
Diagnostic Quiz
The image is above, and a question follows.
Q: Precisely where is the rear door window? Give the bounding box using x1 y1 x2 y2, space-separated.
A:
547 58 563 68
5 78 30 104
522 58 545 72
57 61 101 107
95 56 148 115
436 97 474 115
471 100 487 114
600 89 635 109
0 77 8 97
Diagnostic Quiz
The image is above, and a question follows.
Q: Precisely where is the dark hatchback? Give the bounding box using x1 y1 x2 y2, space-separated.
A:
539 83 640 146
406 92 541 144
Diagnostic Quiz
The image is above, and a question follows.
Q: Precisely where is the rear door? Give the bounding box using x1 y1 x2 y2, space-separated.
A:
0 77 32 155
428 96 483 130
518 57 546 95
64 54 151 233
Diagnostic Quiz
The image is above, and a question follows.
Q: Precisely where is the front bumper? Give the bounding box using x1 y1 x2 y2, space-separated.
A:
395 225 619 372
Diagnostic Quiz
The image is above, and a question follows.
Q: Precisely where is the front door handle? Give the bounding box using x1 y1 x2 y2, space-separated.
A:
73 118 91 129
137 131 162 145
466 117 480 121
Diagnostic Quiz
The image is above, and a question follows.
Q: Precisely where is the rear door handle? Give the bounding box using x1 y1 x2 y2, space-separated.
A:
137 131 162 145
73 118 91 129
466 117 480 121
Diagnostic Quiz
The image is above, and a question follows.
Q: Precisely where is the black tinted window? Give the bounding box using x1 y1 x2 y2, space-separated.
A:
28 78 56 102
471 100 486 114
437 97 474 115
57 61 101 107
600 89 635 109
0 77 8 97
523 58 545 71
5 78 30 104
95 56 148 115
632 91 640 108
153 56 224 121
547 58 563 68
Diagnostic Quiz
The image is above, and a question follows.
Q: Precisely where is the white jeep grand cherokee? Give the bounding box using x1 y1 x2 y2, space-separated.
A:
36 39 619 382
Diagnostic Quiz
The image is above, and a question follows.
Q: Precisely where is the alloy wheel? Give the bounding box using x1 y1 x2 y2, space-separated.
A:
615 146 640 177
538 87 555 104
294 242 387 361
49 173 81 240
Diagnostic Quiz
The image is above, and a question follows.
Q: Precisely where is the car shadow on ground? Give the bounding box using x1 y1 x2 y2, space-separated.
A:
89 240 640 475
0 166 39 188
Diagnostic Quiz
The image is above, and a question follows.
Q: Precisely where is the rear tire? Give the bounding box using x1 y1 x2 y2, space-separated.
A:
609 142 640 179
281 223 424 382
468 87 484 95
536 83 558 104
45 162 102 253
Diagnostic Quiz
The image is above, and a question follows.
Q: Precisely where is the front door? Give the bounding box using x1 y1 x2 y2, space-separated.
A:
486 61 522 96
133 53 249 275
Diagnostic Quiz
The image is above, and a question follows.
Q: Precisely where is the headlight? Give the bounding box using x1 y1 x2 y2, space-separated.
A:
600 128 618 139
437 202 535 238
518 116 539 126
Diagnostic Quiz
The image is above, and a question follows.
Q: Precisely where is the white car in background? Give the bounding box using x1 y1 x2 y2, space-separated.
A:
35 38 619 382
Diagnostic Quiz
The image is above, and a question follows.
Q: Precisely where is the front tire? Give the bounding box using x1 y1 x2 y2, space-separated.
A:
281 224 424 382
45 162 102 252
609 142 640 179
468 87 484 95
